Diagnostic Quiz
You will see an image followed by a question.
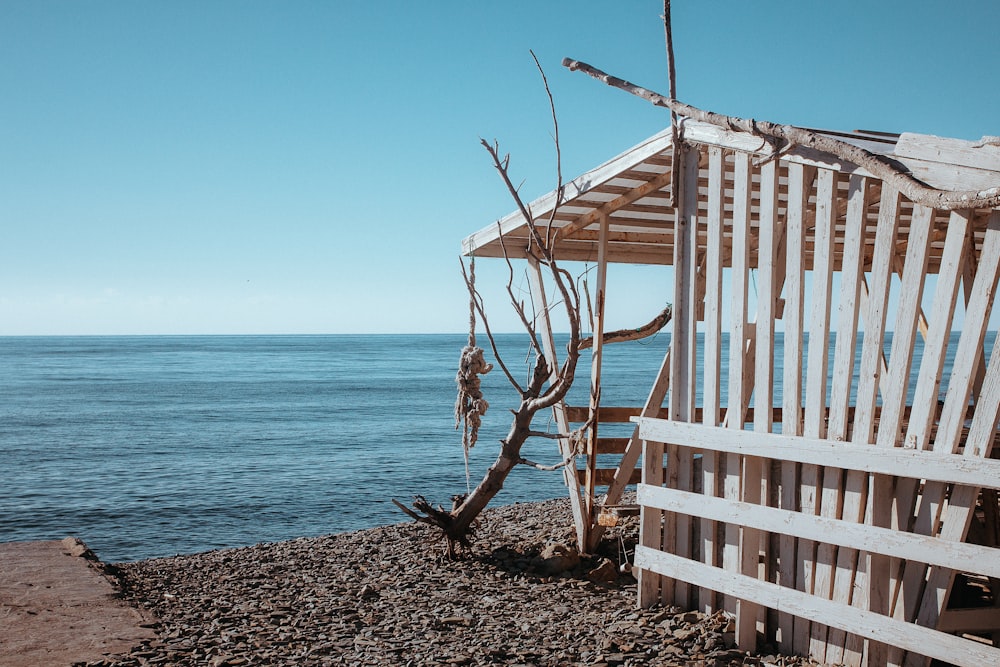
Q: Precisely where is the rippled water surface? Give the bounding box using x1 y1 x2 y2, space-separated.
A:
1 330 977 562
0 334 669 561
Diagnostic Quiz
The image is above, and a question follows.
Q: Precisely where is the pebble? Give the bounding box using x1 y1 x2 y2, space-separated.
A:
80 497 828 667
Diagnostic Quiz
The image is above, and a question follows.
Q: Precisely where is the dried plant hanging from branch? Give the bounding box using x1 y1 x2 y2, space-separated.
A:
455 258 492 487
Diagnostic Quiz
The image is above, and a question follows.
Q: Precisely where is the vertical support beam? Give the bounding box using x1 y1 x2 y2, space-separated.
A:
864 201 934 667
802 167 837 661
585 214 610 527
666 143 700 609
727 150 752 637
700 145 725 614
639 433 665 607
779 162 811 654
833 187 901 666
526 255 589 551
593 348 672 552
820 175 870 666
744 158 778 648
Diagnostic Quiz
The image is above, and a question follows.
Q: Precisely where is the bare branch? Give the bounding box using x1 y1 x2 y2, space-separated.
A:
663 0 681 207
391 498 438 526
530 49 564 252
517 456 575 471
524 430 565 440
562 57 1000 211
459 256 523 394
580 303 672 349
496 224 544 358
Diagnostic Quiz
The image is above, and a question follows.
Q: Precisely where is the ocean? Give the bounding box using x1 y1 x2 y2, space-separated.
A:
1 330 979 563
0 334 670 562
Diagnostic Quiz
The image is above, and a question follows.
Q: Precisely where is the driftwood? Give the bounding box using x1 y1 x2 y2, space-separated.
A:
579 304 672 350
562 58 1000 211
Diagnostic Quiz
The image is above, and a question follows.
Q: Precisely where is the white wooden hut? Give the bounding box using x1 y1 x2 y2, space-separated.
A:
462 119 1000 666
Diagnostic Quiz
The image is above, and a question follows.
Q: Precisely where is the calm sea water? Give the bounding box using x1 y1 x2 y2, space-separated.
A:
0 334 669 562
0 331 983 563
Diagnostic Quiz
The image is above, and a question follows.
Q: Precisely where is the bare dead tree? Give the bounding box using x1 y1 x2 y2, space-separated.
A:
395 53 671 559
393 53 583 559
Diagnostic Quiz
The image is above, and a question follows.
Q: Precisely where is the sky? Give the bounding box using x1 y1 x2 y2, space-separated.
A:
1 1 998 335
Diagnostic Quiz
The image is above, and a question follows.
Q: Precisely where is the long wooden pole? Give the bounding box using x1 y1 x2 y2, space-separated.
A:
562 58 1000 211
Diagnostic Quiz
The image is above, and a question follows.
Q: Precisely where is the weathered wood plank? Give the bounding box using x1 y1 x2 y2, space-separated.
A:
938 607 1000 634
883 210 971 645
867 201 934 667
893 131 1000 173
633 545 1000 667
725 150 753 623
700 144 726 614
802 167 837 660
639 436 665 606
821 174 869 666
577 467 642 486
833 185 900 666
665 144 702 609
633 419 1000 490
902 211 1000 667
741 158 777 647
583 214 610 521
906 328 1000 667
637 484 1000 579
778 161 810 654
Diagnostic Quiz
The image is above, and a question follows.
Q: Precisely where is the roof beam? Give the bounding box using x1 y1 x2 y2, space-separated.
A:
553 168 674 243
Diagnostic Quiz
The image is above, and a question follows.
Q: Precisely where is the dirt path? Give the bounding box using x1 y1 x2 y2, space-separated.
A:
0 537 156 667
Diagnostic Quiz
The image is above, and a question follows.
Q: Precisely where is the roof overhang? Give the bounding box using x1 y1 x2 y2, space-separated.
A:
462 119 1000 271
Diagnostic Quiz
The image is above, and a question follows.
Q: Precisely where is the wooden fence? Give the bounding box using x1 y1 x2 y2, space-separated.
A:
634 141 1000 666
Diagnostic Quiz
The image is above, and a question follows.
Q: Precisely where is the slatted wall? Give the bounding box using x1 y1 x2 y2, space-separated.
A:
634 142 1000 667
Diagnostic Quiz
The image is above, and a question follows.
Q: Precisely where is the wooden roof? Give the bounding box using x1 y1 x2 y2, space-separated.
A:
462 120 1000 273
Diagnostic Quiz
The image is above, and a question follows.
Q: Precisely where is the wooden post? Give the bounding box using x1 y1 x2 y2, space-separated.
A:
819 174 869 666
667 142 700 609
866 202 934 667
831 186 901 666
700 145 725 614
778 161 811 654
526 254 589 551
727 150 753 642
585 214 610 528
801 167 837 661
745 158 778 647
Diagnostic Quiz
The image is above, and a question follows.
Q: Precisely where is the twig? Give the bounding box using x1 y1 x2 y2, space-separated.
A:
459 254 523 394
663 0 681 207
518 456 575 471
392 498 437 525
580 303 672 349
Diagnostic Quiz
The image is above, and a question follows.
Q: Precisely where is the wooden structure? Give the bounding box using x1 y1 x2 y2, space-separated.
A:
462 119 1000 665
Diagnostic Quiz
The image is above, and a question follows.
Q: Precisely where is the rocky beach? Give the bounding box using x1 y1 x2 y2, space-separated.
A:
74 497 826 666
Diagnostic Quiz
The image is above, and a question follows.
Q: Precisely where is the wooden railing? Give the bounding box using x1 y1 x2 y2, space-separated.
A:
635 418 1000 667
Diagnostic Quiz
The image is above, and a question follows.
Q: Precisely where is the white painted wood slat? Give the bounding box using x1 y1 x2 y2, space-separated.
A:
637 484 1000 579
800 167 837 659
633 545 1000 667
633 418 1000 491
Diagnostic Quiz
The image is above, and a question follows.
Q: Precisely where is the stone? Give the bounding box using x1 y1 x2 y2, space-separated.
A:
585 557 619 584
72 497 828 667
534 543 580 575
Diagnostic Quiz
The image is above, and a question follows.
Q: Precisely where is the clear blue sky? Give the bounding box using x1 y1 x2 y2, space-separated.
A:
2 1 997 335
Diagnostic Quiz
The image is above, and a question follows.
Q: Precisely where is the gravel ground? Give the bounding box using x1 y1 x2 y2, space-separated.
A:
84 497 825 666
